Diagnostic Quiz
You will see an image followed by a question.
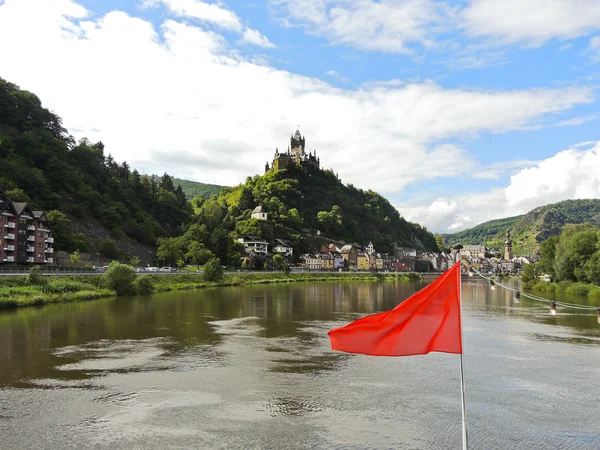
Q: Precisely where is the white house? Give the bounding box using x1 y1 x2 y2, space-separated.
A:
273 239 293 257
251 204 268 221
300 254 321 270
237 235 269 256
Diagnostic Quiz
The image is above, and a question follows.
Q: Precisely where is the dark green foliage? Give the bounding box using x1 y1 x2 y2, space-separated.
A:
26 266 47 285
101 261 136 295
0 78 193 252
134 275 155 294
201 166 437 251
520 263 537 283
173 178 225 200
203 257 224 282
98 239 122 260
444 199 600 254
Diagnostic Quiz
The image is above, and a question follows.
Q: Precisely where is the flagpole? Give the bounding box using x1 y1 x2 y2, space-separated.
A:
458 261 468 450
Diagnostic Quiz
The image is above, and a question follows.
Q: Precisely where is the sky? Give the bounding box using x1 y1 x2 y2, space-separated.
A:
2 0 600 233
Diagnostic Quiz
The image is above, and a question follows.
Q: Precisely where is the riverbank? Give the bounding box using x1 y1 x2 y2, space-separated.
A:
0 271 422 309
524 280 600 297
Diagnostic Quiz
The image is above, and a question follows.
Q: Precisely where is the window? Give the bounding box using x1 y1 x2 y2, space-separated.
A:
38 253 43 259
38 242 43 248
38 230 43 237
19 218 27 225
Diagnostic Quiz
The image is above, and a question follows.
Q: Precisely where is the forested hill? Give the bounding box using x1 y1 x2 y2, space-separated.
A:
196 165 438 251
0 77 193 254
149 176 225 200
443 199 600 254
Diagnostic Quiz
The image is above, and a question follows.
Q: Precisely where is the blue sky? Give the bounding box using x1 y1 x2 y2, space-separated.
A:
2 0 600 232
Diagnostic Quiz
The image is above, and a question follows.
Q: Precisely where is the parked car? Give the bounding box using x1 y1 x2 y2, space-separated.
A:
160 267 175 272
135 268 146 273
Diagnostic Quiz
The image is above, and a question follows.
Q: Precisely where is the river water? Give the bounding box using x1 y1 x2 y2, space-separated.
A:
1 280 600 449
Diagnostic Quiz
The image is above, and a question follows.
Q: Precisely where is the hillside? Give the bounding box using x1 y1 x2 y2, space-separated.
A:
195 165 438 252
443 199 600 254
150 176 224 200
0 77 192 256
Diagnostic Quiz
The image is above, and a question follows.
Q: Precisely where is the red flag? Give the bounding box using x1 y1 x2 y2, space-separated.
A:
328 262 462 356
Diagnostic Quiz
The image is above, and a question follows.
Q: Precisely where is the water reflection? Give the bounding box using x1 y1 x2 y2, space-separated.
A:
1 280 600 449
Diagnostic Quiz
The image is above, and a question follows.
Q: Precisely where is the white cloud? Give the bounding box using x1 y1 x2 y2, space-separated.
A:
0 0 595 191
588 35 600 62
148 0 242 31
555 114 598 127
272 0 600 57
325 70 349 83
240 27 275 48
461 0 600 46
399 142 600 233
271 0 450 53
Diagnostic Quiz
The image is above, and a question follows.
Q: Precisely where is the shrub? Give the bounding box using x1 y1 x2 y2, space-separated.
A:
101 261 137 295
203 257 223 282
588 287 600 298
26 266 47 285
565 283 594 296
134 275 155 294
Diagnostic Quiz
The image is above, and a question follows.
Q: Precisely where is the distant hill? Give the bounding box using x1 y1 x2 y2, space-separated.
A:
173 178 225 200
443 199 600 254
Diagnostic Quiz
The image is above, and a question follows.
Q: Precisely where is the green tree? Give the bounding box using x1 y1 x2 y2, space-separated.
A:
98 239 121 260
538 235 558 277
130 256 140 267
185 241 214 269
26 265 46 285
272 254 285 271
101 261 137 295
554 224 598 282
520 263 538 283
133 275 155 294
203 257 223 282
69 250 80 266
156 237 182 266
435 234 445 252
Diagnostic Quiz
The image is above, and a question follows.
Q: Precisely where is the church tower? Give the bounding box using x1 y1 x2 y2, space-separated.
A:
504 230 513 260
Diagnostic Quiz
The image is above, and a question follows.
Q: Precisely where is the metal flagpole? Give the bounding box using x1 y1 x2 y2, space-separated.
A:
458 260 469 450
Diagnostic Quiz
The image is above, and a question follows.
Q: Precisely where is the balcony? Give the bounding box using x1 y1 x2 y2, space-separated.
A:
27 246 35 253
45 248 54 254
4 256 14 263
4 245 15 252
46 257 53 264
5 233 15 240
27 225 35 231
27 236 35 242
27 257 34 263
46 237 54 243
3 222 15 229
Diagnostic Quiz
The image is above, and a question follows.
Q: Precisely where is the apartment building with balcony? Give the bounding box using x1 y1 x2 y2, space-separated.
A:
0 189 54 265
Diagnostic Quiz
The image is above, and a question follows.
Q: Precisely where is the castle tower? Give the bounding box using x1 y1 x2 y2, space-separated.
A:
290 129 305 163
504 230 513 260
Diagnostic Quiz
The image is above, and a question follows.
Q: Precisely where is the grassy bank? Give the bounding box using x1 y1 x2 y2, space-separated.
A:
0 276 114 309
524 280 600 298
0 271 422 310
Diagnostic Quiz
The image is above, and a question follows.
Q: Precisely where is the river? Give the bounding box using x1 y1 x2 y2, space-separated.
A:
1 280 600 449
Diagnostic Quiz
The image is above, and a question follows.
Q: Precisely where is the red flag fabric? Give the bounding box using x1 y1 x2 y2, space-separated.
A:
328 262 462 356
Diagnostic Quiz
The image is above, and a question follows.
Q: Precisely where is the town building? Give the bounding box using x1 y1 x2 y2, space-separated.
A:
237 235 269 256
251 204 268 221
265 130 320 173
331 251 344 270
460 245 487 259
300 254 321 270
0 189 54 265
357 251 370 271
272 239 293 258
339 245 358 269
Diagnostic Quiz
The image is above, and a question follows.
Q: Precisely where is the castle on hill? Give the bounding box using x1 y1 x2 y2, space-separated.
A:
265 129 320 173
